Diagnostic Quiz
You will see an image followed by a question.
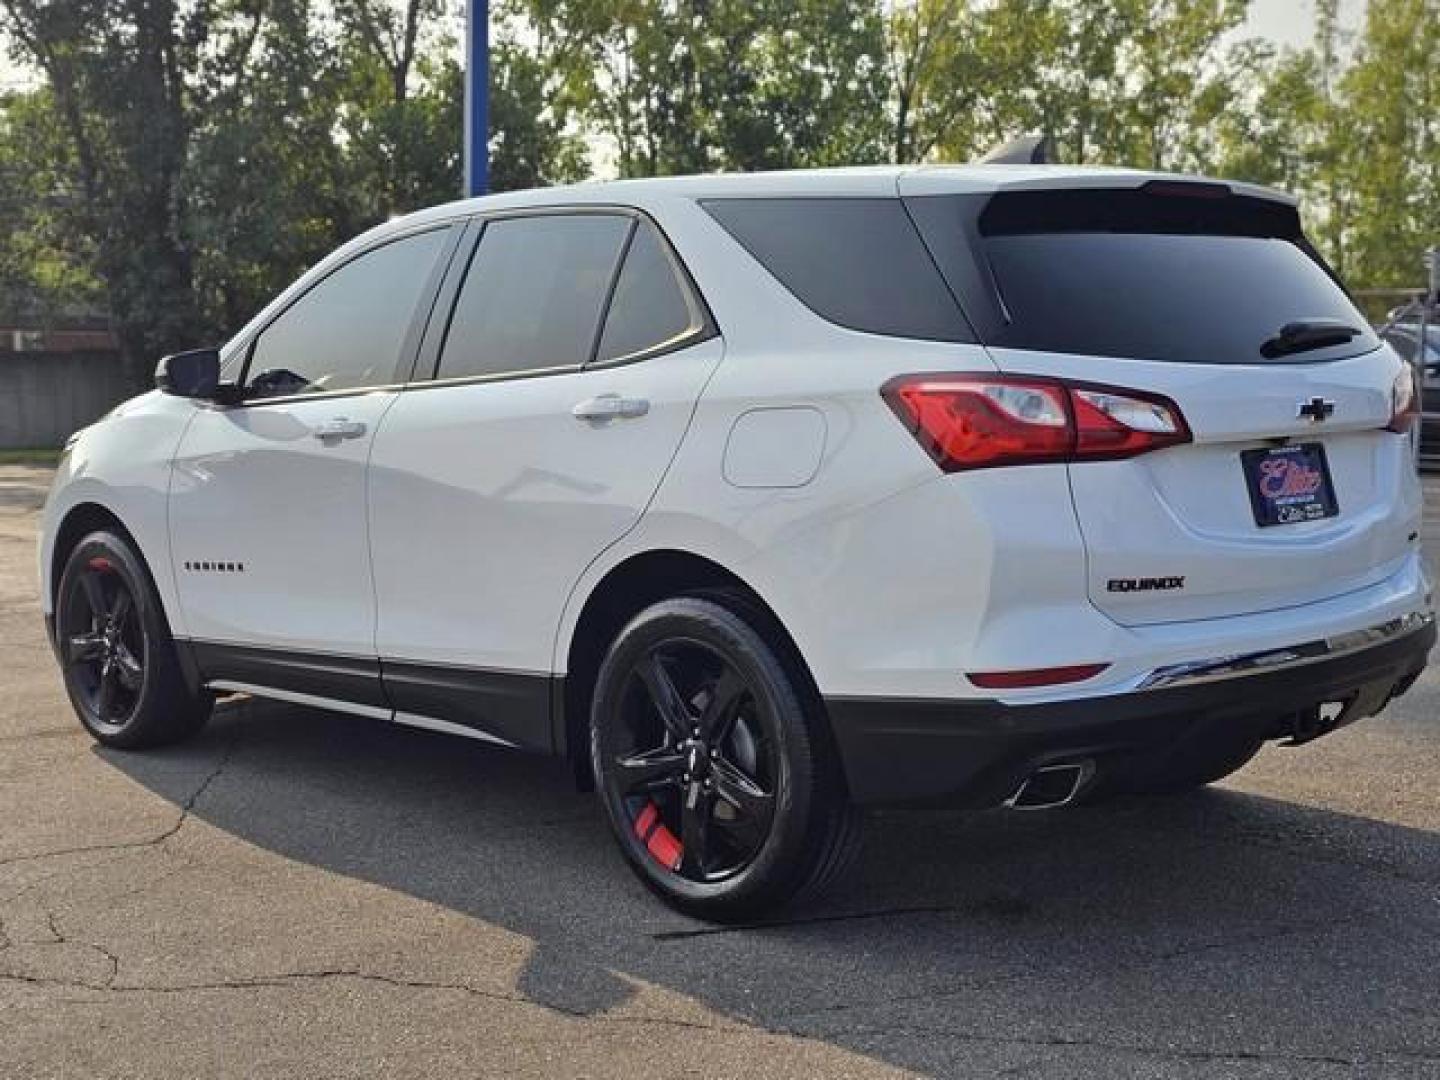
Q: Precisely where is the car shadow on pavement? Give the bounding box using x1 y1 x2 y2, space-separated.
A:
100 695 1440 1074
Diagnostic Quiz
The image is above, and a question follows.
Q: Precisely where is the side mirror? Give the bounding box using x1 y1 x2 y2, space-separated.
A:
155 348 222 400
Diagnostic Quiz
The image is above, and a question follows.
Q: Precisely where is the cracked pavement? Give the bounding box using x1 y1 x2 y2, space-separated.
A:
2 463 1438 1078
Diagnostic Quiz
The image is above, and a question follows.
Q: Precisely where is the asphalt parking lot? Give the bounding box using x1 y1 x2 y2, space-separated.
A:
2 464 1437 1079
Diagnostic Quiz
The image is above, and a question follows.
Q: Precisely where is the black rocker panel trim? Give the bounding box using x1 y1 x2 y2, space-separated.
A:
380 659 556 754
190 641 388 710
187 640 556 754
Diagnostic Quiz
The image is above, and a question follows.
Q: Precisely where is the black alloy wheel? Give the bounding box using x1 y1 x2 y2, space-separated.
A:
604 637 778 883
60 553 146 735
591 592 859 918
55 530 211 749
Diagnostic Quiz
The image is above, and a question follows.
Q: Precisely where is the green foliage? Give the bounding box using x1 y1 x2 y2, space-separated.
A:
2 0 1439 385
0 86 103 322
1 0 210 384
487 19 588 190
1338 0 1440 288
515 0 890 175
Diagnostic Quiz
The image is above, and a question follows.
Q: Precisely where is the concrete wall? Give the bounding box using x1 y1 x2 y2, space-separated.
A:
0 351 136 449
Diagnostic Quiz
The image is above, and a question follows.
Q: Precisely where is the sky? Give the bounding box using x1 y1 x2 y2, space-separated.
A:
1241 0 1365 51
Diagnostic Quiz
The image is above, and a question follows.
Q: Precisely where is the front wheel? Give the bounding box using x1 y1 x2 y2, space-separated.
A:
590 593 858 920
55 530 211 749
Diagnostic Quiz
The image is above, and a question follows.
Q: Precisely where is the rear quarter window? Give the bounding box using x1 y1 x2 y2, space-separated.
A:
595 220 707 364
701 198 974 342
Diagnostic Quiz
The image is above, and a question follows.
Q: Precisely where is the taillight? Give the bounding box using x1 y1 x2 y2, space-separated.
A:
1387 365 1419 433
882 373 1190 472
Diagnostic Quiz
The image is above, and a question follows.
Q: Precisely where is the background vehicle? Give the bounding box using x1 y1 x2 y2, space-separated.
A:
1377 322 1440 468
40 167 1435 918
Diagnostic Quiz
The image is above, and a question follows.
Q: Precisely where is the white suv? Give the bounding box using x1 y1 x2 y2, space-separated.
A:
40 167 1435 918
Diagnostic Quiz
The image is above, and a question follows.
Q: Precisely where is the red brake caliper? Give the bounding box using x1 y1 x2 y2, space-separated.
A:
633 801 683 871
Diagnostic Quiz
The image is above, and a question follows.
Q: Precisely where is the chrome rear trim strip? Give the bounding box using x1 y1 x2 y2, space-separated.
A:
1137 611 1433 691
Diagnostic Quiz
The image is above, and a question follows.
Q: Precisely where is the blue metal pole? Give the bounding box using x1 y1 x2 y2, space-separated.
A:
464 0 489 197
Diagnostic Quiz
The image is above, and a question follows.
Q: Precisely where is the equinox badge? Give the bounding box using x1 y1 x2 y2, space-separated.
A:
1107 576 1185 593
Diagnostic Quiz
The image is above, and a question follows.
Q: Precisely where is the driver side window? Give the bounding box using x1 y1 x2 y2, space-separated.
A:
246 228 449 400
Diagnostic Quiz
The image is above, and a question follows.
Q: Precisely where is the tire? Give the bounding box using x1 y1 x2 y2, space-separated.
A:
54 529 212 749
589 590 859 920
1121 729 1265 796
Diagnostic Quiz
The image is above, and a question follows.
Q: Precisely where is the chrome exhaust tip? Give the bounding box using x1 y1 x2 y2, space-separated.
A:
1004 761 1094 810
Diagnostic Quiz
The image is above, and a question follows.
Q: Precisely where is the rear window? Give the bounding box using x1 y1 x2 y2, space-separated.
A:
702 198 973 342
906 187 1379 365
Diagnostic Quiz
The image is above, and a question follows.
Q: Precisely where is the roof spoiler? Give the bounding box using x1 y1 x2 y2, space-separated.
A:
975 134 1054 165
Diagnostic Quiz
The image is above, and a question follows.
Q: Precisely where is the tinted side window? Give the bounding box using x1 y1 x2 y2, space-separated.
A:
595 221 703 363
438 214 630 380
247 229 448 399
702 198 973 342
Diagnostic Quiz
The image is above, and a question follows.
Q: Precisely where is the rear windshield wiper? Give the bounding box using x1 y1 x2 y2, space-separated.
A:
1260 318 1362 359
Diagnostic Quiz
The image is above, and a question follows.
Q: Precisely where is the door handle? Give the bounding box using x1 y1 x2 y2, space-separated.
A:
311 418 368 441
572 394 650 421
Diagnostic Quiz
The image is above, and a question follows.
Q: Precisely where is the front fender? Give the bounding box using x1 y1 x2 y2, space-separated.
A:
40 391 200 638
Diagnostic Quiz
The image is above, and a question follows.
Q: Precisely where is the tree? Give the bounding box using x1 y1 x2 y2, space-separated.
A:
185 0 356 334
0 0 587 382
334 0 466 215
1337 0 1440 288
0 85 104 326
1 0 211 385
1120 0 1247 171
488 1 590 190
515 0 888 176
5 0 1440 373
886 0 984 164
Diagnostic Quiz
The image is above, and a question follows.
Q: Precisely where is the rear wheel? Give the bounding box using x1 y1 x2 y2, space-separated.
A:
55 530 211 748
590 593 858 919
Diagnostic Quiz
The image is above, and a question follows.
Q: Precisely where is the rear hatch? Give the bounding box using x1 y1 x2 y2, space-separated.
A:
905 179 1418 626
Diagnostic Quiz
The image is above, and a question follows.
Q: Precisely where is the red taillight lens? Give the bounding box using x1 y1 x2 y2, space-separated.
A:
1387 366 1419 433
1071 387 1189 457
882 373 1190 471
884 376 1071 469
967 663 1110 689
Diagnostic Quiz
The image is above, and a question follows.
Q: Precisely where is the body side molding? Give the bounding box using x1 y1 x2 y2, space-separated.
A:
191 640 553 752
380 658 556 753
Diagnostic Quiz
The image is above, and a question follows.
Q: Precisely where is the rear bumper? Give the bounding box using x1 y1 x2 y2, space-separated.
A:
825 613 1435 806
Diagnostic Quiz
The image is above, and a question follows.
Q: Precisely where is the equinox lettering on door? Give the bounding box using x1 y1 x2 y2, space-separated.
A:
1106 576 1185 593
